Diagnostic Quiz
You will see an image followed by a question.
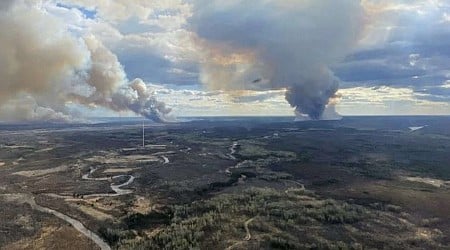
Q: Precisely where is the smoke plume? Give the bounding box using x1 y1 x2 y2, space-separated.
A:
69 36 174 122
0 1 172 122
190 0 365 119
111 79 173 123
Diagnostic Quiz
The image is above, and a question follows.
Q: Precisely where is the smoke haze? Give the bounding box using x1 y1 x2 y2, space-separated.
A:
190 0 365 119
2 1 440 120
0 1 172 122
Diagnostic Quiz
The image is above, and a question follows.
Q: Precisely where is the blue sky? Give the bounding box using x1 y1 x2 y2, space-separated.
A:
0 0 449 121
57 3 96 19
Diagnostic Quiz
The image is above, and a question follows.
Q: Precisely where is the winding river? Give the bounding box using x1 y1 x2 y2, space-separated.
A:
32 199 112 250
25 150 171 249
82 167 135 198
1 193 111 250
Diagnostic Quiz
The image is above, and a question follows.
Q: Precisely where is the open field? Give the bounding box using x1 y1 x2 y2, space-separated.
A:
0 116 449 249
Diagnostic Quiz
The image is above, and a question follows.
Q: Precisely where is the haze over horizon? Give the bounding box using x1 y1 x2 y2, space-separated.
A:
1 3 450 248
1 0 450 122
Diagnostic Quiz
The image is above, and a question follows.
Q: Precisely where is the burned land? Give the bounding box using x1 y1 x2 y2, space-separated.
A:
0 116 449 249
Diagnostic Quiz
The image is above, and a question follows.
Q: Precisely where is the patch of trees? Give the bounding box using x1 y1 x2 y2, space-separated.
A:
118 188 367 249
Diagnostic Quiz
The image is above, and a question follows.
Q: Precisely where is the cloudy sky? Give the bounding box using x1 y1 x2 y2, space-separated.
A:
1 0 449 122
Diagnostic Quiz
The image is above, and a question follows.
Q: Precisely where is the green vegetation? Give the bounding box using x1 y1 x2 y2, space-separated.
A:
1 118 449 249
115 186 444 249
237 141 296 160
117 188 368 249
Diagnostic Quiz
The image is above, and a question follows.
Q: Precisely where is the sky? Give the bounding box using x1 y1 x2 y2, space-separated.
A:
0 0 449 122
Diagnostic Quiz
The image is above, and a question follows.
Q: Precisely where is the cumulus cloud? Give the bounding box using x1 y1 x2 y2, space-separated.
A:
1 0 449 121
60 0 190 24
337 85 450 115
50 0 450 117
338 0 450 88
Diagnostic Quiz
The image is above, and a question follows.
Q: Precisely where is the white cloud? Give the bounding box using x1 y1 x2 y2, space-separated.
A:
59 0 190 24
1 0 449 121
337 86 450 115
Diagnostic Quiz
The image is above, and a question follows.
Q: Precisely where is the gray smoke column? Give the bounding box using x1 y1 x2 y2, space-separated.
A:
0 1 172 122
110 79 173 123
69 36 174 122
189 0 365 119
0 1 88 121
